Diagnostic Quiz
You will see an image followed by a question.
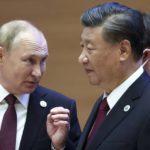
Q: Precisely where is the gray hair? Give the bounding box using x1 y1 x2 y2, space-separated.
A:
0 20 47 50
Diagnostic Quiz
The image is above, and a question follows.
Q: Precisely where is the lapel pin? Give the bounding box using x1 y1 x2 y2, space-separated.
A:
40 100 47 108
123 105 130 112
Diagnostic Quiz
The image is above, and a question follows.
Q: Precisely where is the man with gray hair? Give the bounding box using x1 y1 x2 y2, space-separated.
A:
0 20 81 150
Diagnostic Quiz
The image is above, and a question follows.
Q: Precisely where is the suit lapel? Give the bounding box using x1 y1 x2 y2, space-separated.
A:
77 96 103 150
19 88 48 150
87 72 150 150
87 94 136 150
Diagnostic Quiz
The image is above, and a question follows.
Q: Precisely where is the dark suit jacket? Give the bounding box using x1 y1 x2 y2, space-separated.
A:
18 85 81 150
77 72 150 150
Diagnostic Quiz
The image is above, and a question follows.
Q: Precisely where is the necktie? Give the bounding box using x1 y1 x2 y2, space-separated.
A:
0 94 17 150
85 97 109 149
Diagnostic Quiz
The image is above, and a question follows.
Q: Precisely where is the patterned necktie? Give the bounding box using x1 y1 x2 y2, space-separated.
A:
0 94 17 150
85 97 109 149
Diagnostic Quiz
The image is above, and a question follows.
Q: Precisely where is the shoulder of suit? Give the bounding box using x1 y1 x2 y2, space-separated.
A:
35 85 76 103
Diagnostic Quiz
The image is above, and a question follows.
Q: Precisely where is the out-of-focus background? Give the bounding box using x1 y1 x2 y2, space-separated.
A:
0 0 149 129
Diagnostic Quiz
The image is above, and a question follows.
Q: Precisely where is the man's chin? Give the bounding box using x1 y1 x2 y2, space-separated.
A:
89 79 100 86
23 86 37 94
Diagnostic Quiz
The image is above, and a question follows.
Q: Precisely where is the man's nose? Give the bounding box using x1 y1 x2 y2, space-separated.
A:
32 65 42 78
78 51 88 64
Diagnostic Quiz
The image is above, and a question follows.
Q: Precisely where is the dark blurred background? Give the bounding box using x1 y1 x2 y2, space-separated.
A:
0 0 149 129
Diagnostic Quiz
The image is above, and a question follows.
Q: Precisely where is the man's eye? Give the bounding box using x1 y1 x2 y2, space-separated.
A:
23 58 35 64
87 47 95 51
29 58 35 64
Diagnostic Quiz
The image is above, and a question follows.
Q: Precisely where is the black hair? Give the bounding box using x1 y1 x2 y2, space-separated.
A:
80 2 145 61
143 12 150 49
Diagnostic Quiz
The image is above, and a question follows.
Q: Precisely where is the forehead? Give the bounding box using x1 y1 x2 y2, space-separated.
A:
81 26 103 42
13 34 48 56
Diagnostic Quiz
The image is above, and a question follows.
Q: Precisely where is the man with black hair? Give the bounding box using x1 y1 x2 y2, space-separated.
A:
76 2 150 150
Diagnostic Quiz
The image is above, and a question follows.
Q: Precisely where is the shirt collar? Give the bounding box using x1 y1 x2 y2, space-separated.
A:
0 84 30 109
107 66 144 110
17 94 30 109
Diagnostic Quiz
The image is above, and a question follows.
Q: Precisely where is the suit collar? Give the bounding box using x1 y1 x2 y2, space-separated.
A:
108 66 144 110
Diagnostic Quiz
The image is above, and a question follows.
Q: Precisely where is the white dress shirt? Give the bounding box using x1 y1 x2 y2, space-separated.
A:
107 66 144 112
0 85 30 150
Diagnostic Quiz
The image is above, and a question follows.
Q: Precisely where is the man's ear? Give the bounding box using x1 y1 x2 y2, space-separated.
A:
143 48 150 63
119 39 131 61
0 46 5 63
